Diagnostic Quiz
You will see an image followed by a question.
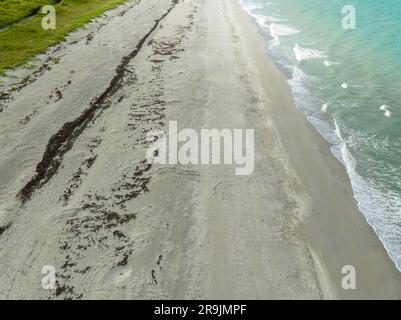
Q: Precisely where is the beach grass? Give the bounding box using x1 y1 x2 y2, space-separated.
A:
0 0 130 75
0 0 56 29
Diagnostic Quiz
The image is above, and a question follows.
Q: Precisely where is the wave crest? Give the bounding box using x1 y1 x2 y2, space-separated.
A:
294 43 326 61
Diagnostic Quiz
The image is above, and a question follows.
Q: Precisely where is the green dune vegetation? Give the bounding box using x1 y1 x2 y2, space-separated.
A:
0 0 130 75
0 0 56 29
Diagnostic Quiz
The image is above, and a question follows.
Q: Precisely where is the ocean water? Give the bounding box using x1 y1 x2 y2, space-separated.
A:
240 0 401 270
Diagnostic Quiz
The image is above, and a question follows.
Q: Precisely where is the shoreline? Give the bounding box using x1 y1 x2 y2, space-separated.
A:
239 0 401 274
232 0 401 297
0 0 400 299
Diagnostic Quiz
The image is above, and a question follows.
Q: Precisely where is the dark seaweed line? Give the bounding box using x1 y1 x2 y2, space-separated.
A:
0 222 12 237
18 0 179 203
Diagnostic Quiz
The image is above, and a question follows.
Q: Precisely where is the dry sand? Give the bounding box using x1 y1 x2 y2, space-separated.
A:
0 0 400 299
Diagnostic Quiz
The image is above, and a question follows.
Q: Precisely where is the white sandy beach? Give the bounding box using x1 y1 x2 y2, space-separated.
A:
0 0 400 299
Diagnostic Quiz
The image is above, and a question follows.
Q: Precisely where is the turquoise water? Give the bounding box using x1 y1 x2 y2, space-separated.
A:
240 0 401 269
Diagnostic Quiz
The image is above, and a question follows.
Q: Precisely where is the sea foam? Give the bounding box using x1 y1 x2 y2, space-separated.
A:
269 23 300 45
380 105 392 117
324 60 340 67
294 43 326 61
